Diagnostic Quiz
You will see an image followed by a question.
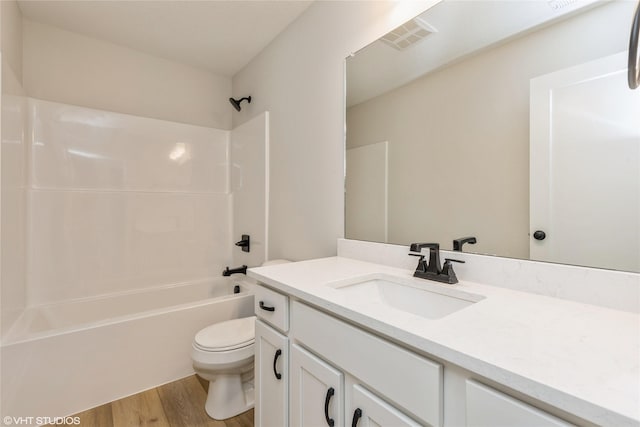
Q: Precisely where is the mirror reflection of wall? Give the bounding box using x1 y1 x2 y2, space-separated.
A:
345 0 640 272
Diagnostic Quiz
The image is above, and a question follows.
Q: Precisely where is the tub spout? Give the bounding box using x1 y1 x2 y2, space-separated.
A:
222 265 247 276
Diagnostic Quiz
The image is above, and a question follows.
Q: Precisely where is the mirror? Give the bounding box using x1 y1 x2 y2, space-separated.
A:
345 0 640 273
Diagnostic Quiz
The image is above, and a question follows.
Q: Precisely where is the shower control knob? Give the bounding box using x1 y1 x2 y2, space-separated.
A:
533 230 546 241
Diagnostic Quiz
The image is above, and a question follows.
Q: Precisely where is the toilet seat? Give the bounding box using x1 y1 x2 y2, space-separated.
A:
194 315 256 352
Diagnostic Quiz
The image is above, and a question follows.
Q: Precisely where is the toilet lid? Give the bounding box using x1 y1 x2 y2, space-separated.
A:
194 316 256 352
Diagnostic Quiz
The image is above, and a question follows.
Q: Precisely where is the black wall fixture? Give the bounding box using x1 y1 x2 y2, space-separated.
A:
533 230 546 241
453 236 477 252
229 96 252 111
222 265 247 276
235 234 250 252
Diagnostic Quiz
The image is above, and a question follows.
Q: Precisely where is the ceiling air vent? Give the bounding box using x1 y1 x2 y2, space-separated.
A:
380 17 437 51
547 0 578 11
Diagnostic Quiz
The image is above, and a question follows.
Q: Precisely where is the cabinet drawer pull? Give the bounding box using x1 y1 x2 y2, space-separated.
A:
324 387 335 427
351 408 362 427
259 301 275 312
273 349 282 380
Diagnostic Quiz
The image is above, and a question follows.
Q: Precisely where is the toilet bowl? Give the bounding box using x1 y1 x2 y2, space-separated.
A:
191 315 256 420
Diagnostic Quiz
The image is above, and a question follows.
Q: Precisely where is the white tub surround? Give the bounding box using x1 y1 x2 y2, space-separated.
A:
1 94 27 333
1 97 271 421
248 242 640 426
230 111 270 268
26 98 232 306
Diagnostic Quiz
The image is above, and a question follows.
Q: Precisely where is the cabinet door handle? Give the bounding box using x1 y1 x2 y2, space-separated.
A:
324 387 335 427
273 349 282 380
259 301 275 312
351 408 362 427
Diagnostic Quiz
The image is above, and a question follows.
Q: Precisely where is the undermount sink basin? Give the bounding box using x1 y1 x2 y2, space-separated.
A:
327 274 484 320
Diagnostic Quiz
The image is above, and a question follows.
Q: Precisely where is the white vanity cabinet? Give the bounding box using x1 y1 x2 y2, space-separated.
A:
291 300 443 427
290 344 344 427
348 382 422 427
254 283 576 427
254 284 289 332
254 285 290 427
465 380 573 427
289 344 421 427
254 282 442 427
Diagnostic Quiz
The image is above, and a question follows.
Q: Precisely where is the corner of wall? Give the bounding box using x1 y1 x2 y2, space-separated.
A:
1 0 24 95
231 1 438 262
0 0 27 334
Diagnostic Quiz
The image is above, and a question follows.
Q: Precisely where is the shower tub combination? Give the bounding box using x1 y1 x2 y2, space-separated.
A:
1 278 254 419
0 97 270 422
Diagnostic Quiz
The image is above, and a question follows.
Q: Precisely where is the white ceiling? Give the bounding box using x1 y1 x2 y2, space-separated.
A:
346 0 604 107
18 0 313 77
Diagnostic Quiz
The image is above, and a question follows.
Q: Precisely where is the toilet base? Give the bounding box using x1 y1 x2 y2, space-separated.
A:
205 374 255 420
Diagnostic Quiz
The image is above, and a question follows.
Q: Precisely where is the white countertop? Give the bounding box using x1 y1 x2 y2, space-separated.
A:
248 256 640 427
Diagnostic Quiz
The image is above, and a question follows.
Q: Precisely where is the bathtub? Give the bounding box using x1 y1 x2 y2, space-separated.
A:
0 278 255 420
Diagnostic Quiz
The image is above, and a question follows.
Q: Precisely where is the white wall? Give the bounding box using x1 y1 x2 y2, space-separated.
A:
23 19 232 130
232 1 438 261
1 0 27 333
345 1 632 260
1 0 23 94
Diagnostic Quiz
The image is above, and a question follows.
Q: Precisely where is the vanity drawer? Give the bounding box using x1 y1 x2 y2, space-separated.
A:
466 380 573 427
254 284 289 333
291 301 442 427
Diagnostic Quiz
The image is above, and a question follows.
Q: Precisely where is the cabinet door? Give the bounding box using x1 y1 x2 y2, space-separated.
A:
292 301 442 426
255 320 288 427
349 384 422 427
466 380 573 427
290 344 344 427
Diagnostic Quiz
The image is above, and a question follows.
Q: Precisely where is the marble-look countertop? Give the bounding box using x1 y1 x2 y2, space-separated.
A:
248 256 640 427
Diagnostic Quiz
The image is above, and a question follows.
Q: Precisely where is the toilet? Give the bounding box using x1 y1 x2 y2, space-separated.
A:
191 260 290 419
191 315 256 420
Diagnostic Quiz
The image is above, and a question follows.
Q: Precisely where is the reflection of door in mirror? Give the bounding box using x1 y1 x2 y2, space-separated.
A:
345 141 388 243
530 52 640 272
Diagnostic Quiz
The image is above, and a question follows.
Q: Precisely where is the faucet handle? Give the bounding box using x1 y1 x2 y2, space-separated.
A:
441 258 465 284
408 253 428 273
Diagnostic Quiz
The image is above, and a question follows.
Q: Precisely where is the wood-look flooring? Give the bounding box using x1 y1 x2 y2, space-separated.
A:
55 375 254 427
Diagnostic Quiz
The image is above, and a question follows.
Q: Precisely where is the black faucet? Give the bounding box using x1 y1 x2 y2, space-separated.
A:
453 236 477 252
222 265 247 276
409 242 464 284
410 243 441 274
